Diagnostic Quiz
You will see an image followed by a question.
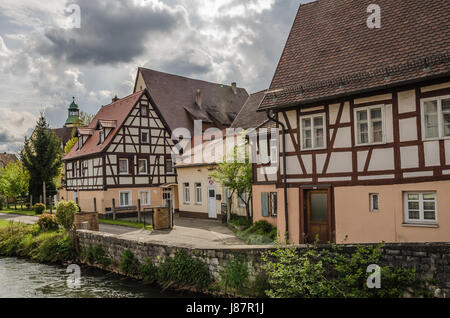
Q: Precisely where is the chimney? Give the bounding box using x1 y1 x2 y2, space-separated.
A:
195 89 202 108
231 82 237 95
112 95 120 103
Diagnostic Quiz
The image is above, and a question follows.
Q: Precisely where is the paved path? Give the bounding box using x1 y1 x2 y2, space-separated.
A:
0 212 246 248
103 216 245 248
0 213 38 225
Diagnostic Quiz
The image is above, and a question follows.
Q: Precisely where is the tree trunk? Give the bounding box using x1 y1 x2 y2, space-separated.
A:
43 181 46 208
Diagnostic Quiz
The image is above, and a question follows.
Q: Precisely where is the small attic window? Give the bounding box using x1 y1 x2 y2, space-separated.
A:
99 130 105 144
141 105 148 117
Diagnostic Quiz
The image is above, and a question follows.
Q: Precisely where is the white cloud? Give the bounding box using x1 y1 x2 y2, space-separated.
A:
0 0 305 153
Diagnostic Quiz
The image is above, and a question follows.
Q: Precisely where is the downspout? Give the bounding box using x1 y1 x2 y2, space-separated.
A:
266 110 289 242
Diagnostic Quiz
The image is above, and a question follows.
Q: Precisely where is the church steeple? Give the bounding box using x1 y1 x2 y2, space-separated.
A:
64 97 80 127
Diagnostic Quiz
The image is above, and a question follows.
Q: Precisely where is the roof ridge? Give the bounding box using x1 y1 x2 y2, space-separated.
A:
101 90 145 109
139 67 243 89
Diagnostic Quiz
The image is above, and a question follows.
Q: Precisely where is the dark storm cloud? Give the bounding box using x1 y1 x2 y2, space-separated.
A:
161 49 213 77
0 129 19 143
37 0 183 65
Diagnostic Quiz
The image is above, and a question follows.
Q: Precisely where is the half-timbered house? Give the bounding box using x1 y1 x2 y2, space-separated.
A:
253 0 450 244
62 68 248 215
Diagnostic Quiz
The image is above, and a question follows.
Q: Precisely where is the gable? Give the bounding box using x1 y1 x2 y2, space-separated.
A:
260 0 450 110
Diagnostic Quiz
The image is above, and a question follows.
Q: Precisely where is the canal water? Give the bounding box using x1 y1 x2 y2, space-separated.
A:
0 257 195 298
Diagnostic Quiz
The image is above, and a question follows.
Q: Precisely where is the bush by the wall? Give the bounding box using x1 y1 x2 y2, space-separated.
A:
220 254 249 294
141 258 158 282
236 220 277 245
55 201 78 232
82 244 111 268
37 214 59 232
0 222 75 263
157 250 212 288
120 249 141 276
33 203 46 215
261 243 433 298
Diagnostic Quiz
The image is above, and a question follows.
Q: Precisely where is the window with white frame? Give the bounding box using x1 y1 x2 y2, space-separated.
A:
370 193 379 212
301 114 326 150
422 96 450 140
404 192 437 224
119 158 129 175
183 183 190 204
119 191 132 207
138 159 148 175
355 105 385 145
195 183 202 204
139 191 150 206
141 130 149 143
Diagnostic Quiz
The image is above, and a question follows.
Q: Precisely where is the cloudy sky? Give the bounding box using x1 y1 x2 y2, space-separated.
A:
0 0 309 153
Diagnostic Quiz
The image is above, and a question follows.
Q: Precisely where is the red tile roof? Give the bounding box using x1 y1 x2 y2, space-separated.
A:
259 0 450 110
63 90 145 161
137 68 249 133
231 90 272 129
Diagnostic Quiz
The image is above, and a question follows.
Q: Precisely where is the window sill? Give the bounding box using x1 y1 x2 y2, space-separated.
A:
422 136 450 142
402 223 439 228
300 146 327 152
354 141 387 148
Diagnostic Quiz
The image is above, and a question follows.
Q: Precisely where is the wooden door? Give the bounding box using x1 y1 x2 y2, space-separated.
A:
305 190 329 243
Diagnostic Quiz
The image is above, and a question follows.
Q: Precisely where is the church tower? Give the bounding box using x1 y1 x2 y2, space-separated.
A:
64 97 80 128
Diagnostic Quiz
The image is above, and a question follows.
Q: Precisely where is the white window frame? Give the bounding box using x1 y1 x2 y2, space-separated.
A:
195 182 202 205
403 192 438 225
183 183 190 204
421 95 450 141
300 113 327 150
369 193 379 212
354 105 386 146
119 191 132 207
138 159 148 175
139 190 150 206
141 130 149 144
119 158 129 175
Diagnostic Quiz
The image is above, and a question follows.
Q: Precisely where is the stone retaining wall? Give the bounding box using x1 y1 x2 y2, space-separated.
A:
76 230 450 297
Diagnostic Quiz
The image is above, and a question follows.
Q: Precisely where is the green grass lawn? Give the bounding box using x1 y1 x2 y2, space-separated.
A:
0 219 15 228
0 208 36 216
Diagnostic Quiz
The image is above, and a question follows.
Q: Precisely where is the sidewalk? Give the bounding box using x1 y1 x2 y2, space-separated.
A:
0 212 246 248
0 213 39 225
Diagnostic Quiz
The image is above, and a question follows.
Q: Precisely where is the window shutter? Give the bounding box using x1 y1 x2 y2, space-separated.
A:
261 193 269 217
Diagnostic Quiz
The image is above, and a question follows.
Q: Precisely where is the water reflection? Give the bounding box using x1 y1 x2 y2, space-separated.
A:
0 258 197 298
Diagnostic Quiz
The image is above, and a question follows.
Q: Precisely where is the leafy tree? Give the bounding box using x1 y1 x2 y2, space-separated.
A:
21 113 63 204
64 136 78 155
0 161 30 204
74 112 94 127
210 140 253 221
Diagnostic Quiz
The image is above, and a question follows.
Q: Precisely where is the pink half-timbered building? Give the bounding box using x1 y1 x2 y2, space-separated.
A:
253 0 450 244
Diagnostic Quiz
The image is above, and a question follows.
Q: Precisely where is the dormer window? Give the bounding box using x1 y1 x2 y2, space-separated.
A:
99 130 105 144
